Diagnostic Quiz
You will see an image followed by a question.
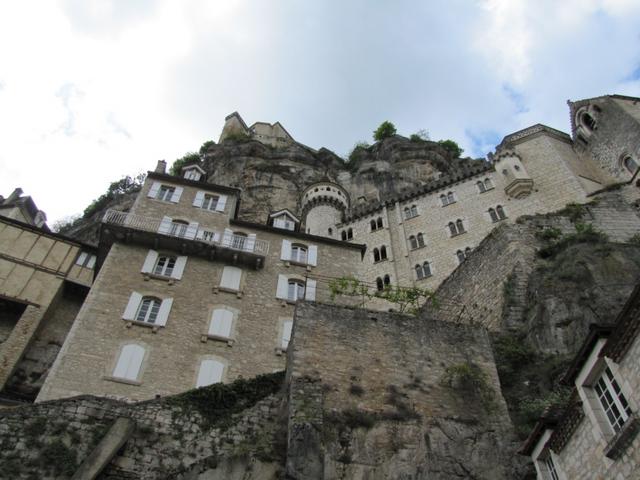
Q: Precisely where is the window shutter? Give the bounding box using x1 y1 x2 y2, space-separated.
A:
276 275 288 299
158 216 172 235
185 222 199 240
274 218 285 228
86 255 96 269
113 344 145 380
195 228 204 240
147 182 160 198
245 233 256 252
305 279 317 301
209 309 233 338
171 256 188 280
221 266 242 290
308 245 318 266
215 195 227 212
196 359 224 387
141 250 158 274
280 240 292 261
123 292 143 320
193 191 205 207
156 298 173 326
170 186 183 203
213 232 220 242
282 321 293 349
222 228 233 247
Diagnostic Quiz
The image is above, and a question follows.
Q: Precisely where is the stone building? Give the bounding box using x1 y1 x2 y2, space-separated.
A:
521 284 640 479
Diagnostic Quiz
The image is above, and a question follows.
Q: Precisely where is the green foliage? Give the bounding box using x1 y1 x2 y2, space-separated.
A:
558 202 586 223
492 333 535 386
628 233 640 245
199 140 216 154
536 227 562 241
167 371 284 429
437 139 464 157
347 141 370 166
83 174 146 220
326 408 377 430
169 152 200 175
441 362 496 411
518 388 572 427
328 276 437 314
223 132 251 143
373 121 397 142
538 223 608 258
409 129 429 142
52 215 82 234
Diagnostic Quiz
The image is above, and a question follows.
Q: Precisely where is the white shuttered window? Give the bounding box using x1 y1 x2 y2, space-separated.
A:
220 266 242 291
209 309 234 339
196 359 224 387
113 344 145 381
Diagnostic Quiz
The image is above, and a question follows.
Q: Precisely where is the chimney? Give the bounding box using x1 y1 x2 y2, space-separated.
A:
155 160 167 174
6 188 23 203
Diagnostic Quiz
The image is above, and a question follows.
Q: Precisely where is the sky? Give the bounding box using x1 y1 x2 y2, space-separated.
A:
1 0 640 226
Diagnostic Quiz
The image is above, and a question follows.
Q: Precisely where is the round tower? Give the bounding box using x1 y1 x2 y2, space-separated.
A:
300 182 350 238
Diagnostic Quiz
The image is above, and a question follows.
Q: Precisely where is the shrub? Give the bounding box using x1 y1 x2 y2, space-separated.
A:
347 141 370 166
441 362 496 411
409 129 429 142
538 223 608 258
169 152 200 175
373 121 397 142
628 233 640 245
199 140 216 154
82 174 146 219
437 139 463 157
536 227 562 241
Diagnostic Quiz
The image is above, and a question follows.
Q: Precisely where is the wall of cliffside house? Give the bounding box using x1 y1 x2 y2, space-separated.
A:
285 302 525 480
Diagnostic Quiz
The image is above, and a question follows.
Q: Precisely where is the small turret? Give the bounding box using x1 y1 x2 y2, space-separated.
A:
494 150 534 199
300 182 350 238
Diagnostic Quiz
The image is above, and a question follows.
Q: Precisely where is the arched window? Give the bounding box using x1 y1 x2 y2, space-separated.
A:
136 297 162 324
489 208 498 222
376 277 384 291
373 248 380 262
456 219 465 233
370 219 377 231
403 207 410 219
153 255 176 277
113 344 145 381
456 250 465 264
447 192 455 204
448 222 457 236
383 275 391 286
440 194 447 206
328 228 333 235
484 178 493 190
422 261 431 277
465 247 472 255
477 180 486 193
290 244 308 263
377 217 383 229
380 246 387 260
347 228 353 240
287 280 305 301
496 205 506 220
170 220 188 237
209 308 233 339
410 205 418 217
409 235 418 250
415 264 424 279
341 231 347 241
581 112 596 132
196 359 224 387
417 233 425 248
623 155 639 175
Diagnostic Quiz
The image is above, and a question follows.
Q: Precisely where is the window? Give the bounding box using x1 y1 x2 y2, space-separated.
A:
208 308 234 339
376 277 384 291
440 194 447 206
170 220 189 238
376 217 383 229
281 320 293 350
484 178 493 190
193 191 227 212
220 266 242 291
136 297 162 324
409 235 418 250
75 251 96 269
449 219 466 236
157 185 175 202
441 192 455 206
456 250 466 264
274 215 295 231
153 255 176 277
328 228 333 235
543 454 560 480
477 181 486 193
196 359 224 387
404 205 418 220
415 261 431 280
496 205 506 220
231 232 247 250
347 228 353 239
380 246 387 260
489 208 499 223
281 240 317 265
581 112 596 132
290 244 308 263
370 219 377 231
594 367 632 433
183 168 201 181
623 155 639 175
373 248 380 262
417 233 425 248
122 292 172 327
447 192 455 204
112 344 145 382
201 230 217 242
383 275 391 286
341 231 347 241
287 280 305 301
202 194 219 211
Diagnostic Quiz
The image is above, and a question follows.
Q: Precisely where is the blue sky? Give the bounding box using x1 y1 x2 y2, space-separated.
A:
0 0 639 224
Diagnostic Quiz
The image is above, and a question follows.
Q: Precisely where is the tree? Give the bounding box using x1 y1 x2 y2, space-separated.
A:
170 152 201 175
409 129 430 142
199 140 216 154
373 121 397 142
438 139 464 157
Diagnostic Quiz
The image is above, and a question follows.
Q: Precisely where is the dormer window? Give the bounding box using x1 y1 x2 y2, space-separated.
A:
182 165 205 181
274 214 295 231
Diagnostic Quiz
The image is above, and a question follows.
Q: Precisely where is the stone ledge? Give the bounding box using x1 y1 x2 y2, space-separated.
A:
604 414 640 459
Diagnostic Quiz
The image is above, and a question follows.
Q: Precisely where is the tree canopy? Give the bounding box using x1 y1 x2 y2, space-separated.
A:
373 121 397 142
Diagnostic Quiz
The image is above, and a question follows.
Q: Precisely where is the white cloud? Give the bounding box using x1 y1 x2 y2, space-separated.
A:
0 1 639 225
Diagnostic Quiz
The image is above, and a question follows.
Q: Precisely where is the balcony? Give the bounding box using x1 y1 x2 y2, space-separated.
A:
100 210 269 269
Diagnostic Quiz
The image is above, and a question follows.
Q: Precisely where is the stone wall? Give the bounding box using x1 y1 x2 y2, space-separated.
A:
0 372 285 480
286 301 523 479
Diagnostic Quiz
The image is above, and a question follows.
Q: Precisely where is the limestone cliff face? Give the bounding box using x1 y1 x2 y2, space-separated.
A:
201 136 479 223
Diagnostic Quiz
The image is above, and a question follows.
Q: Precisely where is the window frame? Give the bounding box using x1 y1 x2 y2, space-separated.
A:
135 297 162 325
202 194 220 211
287 279 306 302
153 255 177 277
157 185 176 202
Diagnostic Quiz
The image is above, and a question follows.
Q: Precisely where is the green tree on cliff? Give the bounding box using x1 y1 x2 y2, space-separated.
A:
373 121 397 142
